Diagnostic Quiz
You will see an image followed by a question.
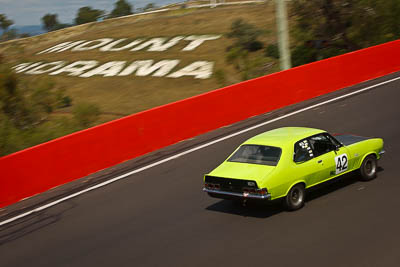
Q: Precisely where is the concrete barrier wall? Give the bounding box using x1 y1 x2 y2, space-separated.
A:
1 40 399 208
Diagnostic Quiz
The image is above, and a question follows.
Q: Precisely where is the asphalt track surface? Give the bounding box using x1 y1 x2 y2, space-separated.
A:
1 72 400 267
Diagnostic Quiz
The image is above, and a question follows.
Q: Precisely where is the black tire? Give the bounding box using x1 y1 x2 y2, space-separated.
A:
359 155 377 181
284 184 305 211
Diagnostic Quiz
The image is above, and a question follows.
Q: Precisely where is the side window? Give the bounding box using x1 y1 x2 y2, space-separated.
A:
308 134 335 157
294 139 314 163
326 133 342 147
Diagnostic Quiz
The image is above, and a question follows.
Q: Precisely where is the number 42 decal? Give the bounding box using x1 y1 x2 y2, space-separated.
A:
335 154 348 174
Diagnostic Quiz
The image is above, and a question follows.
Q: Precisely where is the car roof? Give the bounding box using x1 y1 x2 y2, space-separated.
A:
243 127 326 147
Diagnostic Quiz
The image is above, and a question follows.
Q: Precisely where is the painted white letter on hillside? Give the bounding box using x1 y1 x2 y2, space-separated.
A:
100 39 143 52
182 35 221 51
72 39 114 51
130 37 184 51
80 61 127 77
13 62 41 73
25 61 66 74
37 41 86 54
168 61 214 79
118 60 179 77
50 61 99 76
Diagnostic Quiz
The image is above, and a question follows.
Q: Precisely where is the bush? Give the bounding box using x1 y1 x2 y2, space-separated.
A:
0 115 24 156
31 79 57 113
248 41 263 52
227 19 264 52
265 44 279 59
226 47 248 70
214 69 226 86
73 102 100 127
60 96 72 108
291 45 317 67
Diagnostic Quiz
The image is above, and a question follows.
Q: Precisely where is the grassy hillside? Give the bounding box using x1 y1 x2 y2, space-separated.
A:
1 2 280 121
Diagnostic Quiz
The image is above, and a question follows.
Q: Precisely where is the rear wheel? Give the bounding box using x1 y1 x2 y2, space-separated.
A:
284 184 305 211
360 155 377 181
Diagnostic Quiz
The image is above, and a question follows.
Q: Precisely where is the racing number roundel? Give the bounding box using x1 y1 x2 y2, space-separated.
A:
335 154 348 174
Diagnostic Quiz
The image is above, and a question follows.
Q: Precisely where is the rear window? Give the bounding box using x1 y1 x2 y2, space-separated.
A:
228 145 282 166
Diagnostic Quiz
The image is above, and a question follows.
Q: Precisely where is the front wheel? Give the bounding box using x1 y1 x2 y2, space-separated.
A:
359 155 377 181
284 184 305 211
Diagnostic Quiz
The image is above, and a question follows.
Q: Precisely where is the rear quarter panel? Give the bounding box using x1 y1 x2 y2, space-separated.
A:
260 144 308 200
345 138 384 169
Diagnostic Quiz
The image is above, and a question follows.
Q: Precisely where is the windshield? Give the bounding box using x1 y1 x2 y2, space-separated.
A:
228 145 282 166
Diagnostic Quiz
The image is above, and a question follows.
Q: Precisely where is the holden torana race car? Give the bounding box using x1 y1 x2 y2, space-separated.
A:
203 127 384 210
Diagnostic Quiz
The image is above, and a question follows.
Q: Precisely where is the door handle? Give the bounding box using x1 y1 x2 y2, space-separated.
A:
317 160 322 163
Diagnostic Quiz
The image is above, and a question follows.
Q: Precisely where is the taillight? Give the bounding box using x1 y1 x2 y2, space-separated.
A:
205 183 220 190
243 187 268 195
257 188 268 195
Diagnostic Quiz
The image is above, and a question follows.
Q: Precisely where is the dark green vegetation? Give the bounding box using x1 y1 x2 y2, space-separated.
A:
1 14 37 39
225 19 277 82
41 14 71 32
0 14 19 41
227 19 264 52
290 0 400 66
75 7 105 25
0 14 13 32
41 0 134 33
41 14 59 32
0 59 100 156
108 0 134 19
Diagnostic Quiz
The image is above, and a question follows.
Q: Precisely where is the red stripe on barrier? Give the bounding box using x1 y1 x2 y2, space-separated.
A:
1 40 400 208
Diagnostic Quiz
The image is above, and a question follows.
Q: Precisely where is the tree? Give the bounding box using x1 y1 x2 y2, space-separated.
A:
0 63 73 129
109 0 133 18
74 7 105 25
0 65 36 128
42 13 60 32
0 14 13 32
291 0 400 66
0 63 80 156
292 0 360 51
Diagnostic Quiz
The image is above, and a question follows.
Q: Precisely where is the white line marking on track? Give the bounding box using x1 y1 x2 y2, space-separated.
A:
1 75 400 227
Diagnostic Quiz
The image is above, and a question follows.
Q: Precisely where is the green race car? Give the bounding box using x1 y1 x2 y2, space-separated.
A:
203 127 385 210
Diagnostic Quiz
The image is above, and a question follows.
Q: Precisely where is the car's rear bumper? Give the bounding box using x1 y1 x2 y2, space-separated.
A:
203 188 271 200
